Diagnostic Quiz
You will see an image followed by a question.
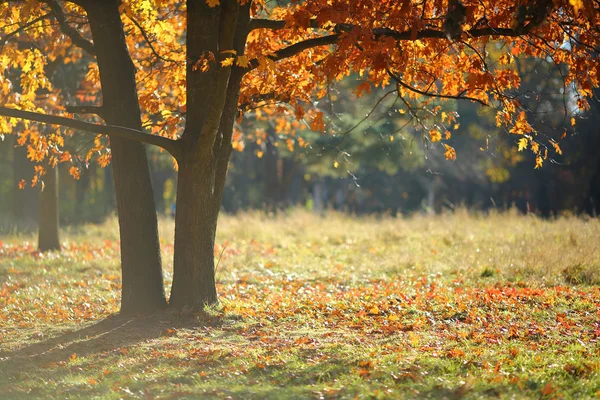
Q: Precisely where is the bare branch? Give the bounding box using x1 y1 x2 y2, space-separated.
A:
0 106 182 159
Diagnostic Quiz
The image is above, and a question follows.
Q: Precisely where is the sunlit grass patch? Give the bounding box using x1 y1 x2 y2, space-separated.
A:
1 210 599 398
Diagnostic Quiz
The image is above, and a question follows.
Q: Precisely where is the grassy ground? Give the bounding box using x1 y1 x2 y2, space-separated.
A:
1 210 599 399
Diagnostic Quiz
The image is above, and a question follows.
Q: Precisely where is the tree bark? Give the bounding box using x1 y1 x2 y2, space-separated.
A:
84 0 167 313
169 0 249 308
12 140 38 229
38 166 60 252
169 156 219 308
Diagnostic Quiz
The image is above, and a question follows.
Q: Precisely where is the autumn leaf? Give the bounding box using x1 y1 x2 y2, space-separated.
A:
69 166 81 180
221 57 235 67
429 129 442 142
205 0 219 7
540 382 556 396
517 137 528 151
235 55 250 68
569 0 583 12
535 155 544 169
444 144 456 161
310 112 325 132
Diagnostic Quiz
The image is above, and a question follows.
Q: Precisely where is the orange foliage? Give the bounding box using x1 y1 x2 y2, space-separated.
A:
0 0 598 175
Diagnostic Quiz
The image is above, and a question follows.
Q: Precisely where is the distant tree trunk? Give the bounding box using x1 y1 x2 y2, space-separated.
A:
12 140 39 228
38 166 60 252
84 0 167 313
103 164 115 215
586 89 600 216
150 165 169 214
264 128 280 213
74 166 90 221
589 151 600 216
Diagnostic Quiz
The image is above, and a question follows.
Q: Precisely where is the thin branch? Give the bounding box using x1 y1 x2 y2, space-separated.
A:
41 0 95 55
0 13 51 49
387 69 489 106
126 14 182 64
0 106 182 159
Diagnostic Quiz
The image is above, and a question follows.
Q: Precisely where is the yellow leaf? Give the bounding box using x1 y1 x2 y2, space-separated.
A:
429 129 442 142
256 150 264 159
333 160 339 168
571 117 576 126
444 144 456 161
206 0 220 7
369 306 380 315
569 0 583 12
517 137 528 151
535 155 543 169
236 55 250 68
221 57 235 67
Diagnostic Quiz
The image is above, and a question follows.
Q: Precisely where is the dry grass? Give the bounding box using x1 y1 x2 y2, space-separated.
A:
1 209 599 399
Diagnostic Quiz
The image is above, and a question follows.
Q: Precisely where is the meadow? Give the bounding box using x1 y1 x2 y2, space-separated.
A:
1 210 599 399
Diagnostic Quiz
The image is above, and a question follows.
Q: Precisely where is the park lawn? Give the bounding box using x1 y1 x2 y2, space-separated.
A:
1 210 599 399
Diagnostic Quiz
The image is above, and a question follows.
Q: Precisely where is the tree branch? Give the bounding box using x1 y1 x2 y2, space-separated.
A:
387 69 489 106
0 106 182 159
245 17 550 74
65 104 104 117
126 13 182 64
246 34 339 71
248 18 320 31
0 13 52 49
41 0 95 56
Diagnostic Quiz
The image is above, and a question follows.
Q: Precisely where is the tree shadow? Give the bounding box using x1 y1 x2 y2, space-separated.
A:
0 310 222 375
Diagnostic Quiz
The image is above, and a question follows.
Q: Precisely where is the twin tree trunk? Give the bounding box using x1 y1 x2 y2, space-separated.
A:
170 0 248 308
84 1 167 313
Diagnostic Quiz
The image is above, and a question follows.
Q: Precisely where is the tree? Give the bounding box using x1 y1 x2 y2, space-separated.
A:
0 0 167 313
1 0 598 309
38 164 60 251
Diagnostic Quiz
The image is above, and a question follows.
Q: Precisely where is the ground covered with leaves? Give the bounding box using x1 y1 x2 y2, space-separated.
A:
1 210 599 399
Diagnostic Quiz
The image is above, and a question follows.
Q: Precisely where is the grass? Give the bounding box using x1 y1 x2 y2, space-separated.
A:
1 209 599 399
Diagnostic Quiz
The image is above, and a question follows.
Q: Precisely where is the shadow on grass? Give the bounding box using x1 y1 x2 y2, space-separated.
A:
0 310 223 374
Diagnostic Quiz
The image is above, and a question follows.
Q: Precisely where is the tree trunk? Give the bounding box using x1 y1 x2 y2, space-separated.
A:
84 0 166 313
167 0 249 308
38 166 60 252
169 157 219 308
12 139 38 229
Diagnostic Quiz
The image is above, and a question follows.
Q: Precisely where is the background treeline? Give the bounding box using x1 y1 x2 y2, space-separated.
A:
1 57 599 232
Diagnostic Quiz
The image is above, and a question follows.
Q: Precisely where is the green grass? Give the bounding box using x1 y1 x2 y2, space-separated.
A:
1 210 599 399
